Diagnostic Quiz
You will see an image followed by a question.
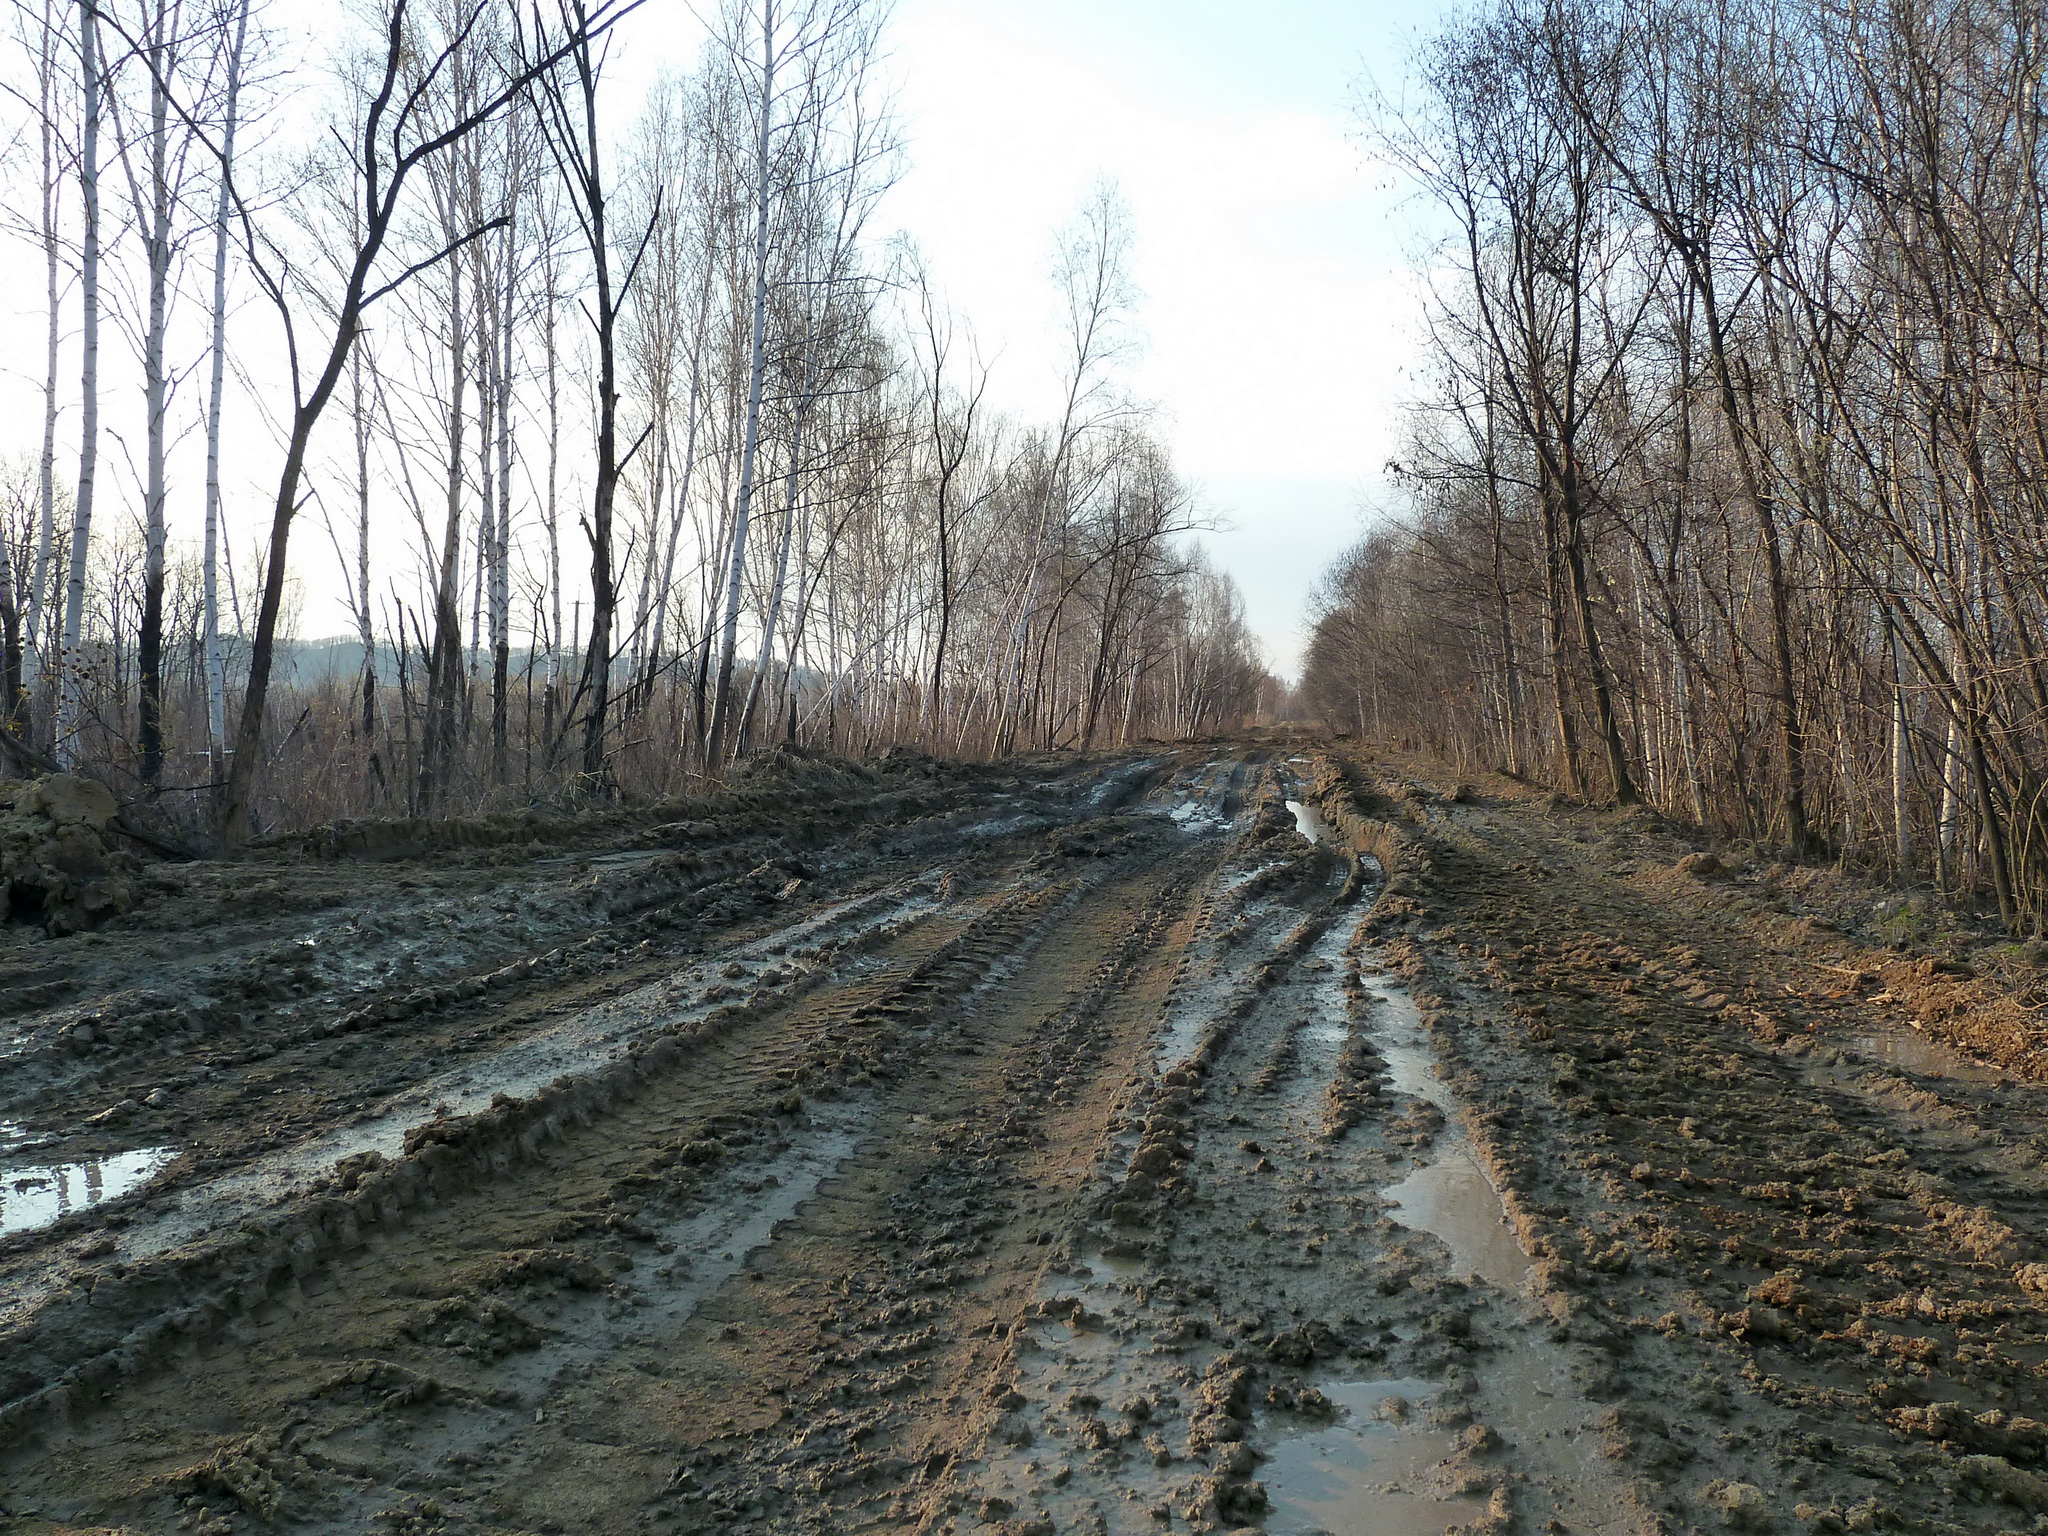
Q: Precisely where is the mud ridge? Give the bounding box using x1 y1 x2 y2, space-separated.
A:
0 849 1123 1447
1320 746 2048 1536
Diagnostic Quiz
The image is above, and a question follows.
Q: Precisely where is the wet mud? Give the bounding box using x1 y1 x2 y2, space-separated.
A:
3 740 2044 1535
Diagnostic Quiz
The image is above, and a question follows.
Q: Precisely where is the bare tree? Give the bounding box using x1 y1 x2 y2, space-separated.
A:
200 0 250 776
204 0 641 841
529 0 659 784
56 0 102 768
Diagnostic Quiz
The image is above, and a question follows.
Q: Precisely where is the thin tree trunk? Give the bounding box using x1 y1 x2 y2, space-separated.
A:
1938 718 1963 891
420 220 468 811
26 0 63 734
1560 487 1636 804
491 207 514 785
202 0 249 780
542 251 562 754
707 0 777 767
137 0 174 786
1891 625 1912 878
58 0 101 770
353 351 378 756
739 313 823 748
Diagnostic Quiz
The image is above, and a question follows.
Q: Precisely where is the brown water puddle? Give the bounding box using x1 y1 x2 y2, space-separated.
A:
1285 800 1334 846
1259 1376 1485 1536
1380 1147 1531 1292
1356 970 1531 1292
1849 1021 2005 1084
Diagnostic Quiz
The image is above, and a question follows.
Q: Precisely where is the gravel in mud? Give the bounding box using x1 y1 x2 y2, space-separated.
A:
5 741 2046 1536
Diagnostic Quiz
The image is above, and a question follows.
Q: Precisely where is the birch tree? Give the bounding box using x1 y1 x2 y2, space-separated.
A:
703 0 886 767
56 0 101 768
200 0 249 774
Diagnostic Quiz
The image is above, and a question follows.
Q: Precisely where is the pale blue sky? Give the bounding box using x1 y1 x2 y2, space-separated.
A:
625 0 1448 677
872 0 1449 678
0 1 1447 677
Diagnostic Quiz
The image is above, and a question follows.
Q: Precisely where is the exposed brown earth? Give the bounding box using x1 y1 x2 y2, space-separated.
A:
1 742 2045 1536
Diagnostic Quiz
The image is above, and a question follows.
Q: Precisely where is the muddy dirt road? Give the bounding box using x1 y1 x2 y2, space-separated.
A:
2 743 2045 1536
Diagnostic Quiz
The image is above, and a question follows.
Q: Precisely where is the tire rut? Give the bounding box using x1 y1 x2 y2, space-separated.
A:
1 744 1682 1536
0 779 1233 1534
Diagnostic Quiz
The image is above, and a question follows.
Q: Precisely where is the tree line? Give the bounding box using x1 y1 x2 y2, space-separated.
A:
1305 0 2048 930
2 0 1265 845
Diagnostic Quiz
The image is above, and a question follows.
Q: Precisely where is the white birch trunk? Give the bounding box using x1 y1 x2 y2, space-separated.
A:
353 351 374 731
57 0 100 768
1891 632 1912 878
706 0 778 765
28 0 63 725
738 429 804 746
138 0 172 781
544 272 562 697
202 0 249 771
492 231 513 670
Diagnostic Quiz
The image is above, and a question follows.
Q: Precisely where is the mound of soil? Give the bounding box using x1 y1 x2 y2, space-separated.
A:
0 773 137 934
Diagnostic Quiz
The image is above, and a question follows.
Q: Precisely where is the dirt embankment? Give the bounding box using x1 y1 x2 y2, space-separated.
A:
2 740 2045 1536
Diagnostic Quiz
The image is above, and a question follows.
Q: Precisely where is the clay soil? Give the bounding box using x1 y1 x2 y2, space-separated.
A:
2 741 2047 1536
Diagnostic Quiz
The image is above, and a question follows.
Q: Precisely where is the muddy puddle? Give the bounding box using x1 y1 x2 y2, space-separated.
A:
1849 1020 2005 1084
1357 968 1529 1291
1259 1377 1485 1536
1253 952 1620 1531
1355 967 1630 1536
1075 1246 1146 1285
1130 756 1247 836
1284 800 1332 845
1381 1149 1530 1291
0 1122 176 1236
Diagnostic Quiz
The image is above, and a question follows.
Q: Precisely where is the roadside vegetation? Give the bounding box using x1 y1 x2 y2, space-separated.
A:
1308 0 2048 931
0 0 1264 849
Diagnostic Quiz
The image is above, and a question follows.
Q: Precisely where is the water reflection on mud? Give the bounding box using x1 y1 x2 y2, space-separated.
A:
1356 972 1531 1291
1 1124 176 1235
1850 1022 2005 1084
1259 1377 1484 1536
1284 800 1332 845
1382 1146 1531 1291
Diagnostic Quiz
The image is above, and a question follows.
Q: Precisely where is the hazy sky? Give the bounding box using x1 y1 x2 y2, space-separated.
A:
0 0 1445 681
633 0 1446 679
872 0 1440 680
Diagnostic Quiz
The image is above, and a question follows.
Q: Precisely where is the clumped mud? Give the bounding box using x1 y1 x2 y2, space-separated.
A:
2 740 2044 1536
1321 747 2048 1536
0 773 139 935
